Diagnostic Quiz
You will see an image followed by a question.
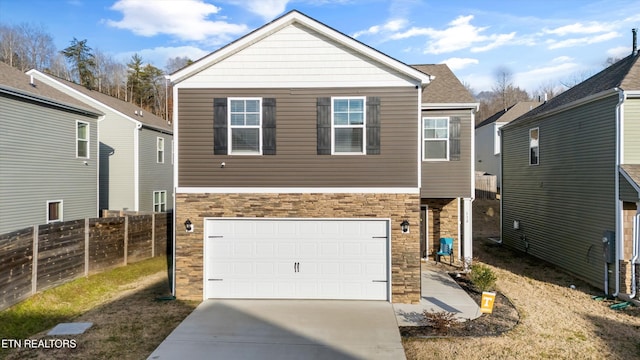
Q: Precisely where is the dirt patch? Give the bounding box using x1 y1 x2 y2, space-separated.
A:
400 270 519 337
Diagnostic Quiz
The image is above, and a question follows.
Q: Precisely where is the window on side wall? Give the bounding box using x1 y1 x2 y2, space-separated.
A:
529 127 539 165
157 137 165 163
47 200 63 223
77 121 89 158
228 98 262 155
153 191 166 212
423 117 449 161
332 97 365 154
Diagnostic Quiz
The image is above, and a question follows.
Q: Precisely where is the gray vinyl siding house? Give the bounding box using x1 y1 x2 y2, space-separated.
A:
0 62 102 234
26 70 173 214
501 51 640 299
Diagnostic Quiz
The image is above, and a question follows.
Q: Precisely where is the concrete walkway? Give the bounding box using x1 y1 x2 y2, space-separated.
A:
147 300 406 360
394 267 481 326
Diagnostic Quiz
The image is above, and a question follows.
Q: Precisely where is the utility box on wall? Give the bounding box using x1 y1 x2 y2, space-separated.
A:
602 230 616 264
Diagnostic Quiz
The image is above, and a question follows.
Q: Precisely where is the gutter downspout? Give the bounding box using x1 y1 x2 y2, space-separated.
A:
613 89 625 297
171 84 179 297
133 121 142 211
631 206 639 298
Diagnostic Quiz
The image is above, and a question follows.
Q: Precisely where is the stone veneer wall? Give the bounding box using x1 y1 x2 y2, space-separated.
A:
175 192 421 304
422 198 459 262
621 202 638 294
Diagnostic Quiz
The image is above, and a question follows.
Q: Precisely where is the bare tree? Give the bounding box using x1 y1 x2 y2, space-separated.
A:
165 56 192 74
0 24 23 68
18 23 55 71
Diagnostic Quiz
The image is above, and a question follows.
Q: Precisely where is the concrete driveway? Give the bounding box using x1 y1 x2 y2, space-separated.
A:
147 300 405 360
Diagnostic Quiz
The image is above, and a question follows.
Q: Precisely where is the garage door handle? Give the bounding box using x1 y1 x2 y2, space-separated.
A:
372 280 387 282
208 279 223 281
294 262 300 273
372 236 387 238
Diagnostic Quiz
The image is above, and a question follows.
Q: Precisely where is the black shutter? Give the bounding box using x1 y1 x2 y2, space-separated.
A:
262 98 276 155
317 97 331 155
213 98 228 155
449 117 461 161
366 97 381 155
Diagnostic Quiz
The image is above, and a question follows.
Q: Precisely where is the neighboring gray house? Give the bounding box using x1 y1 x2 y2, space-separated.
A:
412 64 478 265
0 62 103 234
27 70 173 214
475 101 541 187
501 50 640 300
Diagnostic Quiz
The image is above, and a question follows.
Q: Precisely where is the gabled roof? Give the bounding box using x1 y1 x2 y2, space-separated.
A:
170 10 431 86
412 64 476 107
26 69 172 133
0 62 101 117
505 53 640 128
475 101 542 129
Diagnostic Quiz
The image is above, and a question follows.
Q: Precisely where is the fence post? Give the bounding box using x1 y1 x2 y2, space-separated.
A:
124 216 128 265
31 225 38 295
151 213 156 258
85 218 90 276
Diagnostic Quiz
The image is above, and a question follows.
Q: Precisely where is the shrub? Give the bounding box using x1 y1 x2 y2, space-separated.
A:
423 310 460 334
470 263 497 292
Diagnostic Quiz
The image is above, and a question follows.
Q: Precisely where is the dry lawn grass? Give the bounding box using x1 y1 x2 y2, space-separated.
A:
4 268 198 359
403 238 640 360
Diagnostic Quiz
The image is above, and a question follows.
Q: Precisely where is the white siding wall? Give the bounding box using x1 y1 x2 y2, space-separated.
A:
624 99 640 164
475 122 503 186
180 23 416 88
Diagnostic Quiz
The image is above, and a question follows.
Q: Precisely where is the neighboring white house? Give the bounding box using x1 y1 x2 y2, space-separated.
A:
0 62 103 234
475 101 541 187
28 70 174 213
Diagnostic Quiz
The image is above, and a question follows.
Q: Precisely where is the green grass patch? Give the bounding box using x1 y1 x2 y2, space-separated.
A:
0 257 167 340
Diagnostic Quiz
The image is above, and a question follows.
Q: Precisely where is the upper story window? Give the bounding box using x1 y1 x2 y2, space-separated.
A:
157 137 165 163
332 97 366 154
76 121 89 158
423 117 449 161
529 127 539 165
229 98 262 155
47 200 63 223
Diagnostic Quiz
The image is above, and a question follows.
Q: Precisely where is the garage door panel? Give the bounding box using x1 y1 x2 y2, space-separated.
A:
205 219 389 300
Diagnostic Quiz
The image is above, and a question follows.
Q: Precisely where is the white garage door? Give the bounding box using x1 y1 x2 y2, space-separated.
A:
204 219 389 300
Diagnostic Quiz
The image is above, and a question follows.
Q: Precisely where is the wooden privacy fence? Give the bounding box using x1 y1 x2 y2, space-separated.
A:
0 212 172 311
475 171 498 200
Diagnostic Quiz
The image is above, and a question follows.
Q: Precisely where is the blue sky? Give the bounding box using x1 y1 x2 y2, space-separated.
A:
1 0 639 94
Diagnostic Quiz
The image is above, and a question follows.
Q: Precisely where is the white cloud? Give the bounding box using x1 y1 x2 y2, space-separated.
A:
543 22 612 36
352 19 409 38
106 0 248 44
546 31 620 50
389 15 516 55
240 0 290 21
607 46 630 58
441 57 478 71
515 61 581 91
116 46 210 69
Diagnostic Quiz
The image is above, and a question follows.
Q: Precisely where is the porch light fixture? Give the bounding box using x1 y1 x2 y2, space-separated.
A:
400 219 410 234
184 219 193 232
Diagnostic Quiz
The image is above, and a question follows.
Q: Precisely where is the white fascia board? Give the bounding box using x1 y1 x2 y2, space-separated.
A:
169 11 430 86
422 103 480 110
27 69 143 129
176 187 420 194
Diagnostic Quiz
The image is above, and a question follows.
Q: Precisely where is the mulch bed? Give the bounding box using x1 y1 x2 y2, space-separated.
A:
400 272 520 338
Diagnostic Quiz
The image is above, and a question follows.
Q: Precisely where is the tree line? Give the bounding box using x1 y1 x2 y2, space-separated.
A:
0 22 191 121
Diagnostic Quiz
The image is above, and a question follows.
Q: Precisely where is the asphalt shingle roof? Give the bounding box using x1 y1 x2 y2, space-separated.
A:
475 101 542 128
412 64 476 104
0 62 101 116
507 53 640 127
46 74 172 133
622 164 640 192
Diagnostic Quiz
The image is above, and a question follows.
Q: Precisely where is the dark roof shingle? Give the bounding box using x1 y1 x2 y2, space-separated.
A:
412 64 476 104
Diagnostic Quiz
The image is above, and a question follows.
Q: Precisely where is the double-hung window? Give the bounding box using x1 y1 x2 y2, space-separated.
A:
77 121 89 158
229 98 262 155
157 137 165 163
529 127 539 165
332 97 365 154
423 117 449 160
47 200 63 223
153 191 166 212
